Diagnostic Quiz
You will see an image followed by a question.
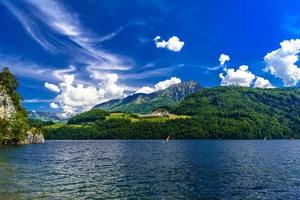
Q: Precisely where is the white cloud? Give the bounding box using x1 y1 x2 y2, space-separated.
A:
219 65 256 87
136 86 156 94
218 55 274 88
51 74 125 118
219 54 230 66
50 102 59 109
254 77 274 88
264 39 300 86
154 36 184 52
44 82 60 93
155 77 181 90
136 77 181 94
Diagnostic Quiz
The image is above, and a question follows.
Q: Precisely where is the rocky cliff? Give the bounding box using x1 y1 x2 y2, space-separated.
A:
21 128 45 145
0 88 15 120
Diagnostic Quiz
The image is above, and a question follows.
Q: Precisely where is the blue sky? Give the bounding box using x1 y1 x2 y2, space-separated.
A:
1 0 300 116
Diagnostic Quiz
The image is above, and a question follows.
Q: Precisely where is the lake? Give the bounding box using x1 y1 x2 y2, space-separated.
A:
0 140 300 199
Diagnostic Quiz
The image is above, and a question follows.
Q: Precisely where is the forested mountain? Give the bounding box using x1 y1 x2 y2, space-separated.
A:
173 86 300 138
45 86 300 140
93 81 202 113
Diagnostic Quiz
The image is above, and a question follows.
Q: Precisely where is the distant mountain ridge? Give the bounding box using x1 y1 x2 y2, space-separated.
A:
93 81 202 114
28 111 63 122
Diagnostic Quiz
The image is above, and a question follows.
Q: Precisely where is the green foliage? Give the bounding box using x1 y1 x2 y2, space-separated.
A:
44 118 204 140
0 118 10 144
68 109 109 124
0 67 21 109
0 67 19 93
29 119 54 128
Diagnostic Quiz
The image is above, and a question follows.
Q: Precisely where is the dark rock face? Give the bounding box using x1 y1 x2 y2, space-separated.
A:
158 81 202 102
93 81 202 114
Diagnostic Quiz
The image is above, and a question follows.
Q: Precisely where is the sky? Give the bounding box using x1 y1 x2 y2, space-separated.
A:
1 0 300 117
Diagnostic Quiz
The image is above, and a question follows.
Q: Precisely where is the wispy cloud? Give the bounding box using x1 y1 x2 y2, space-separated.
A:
52 65 77 81
207 65 223 71
23 99 53 103
1 1 58 52
0 54 78 83
2 0 133 72
120 67 175 80
97 26 124 43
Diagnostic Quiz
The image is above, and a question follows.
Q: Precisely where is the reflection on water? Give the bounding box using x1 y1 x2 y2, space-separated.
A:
1 140 300 199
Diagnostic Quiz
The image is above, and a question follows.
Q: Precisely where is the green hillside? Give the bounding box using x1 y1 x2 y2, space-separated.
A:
173 86 300 138
44 109 190 139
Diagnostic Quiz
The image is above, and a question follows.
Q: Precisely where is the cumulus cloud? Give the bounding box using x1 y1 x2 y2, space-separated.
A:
50 102 59 109
136 77 181 94
155 77 181 90
219 64 274 88
135 86 156 94
264 39 300 86
154 36 184 52
254 77 274 88
219 54 230 66
44 82 60 93
48 73 125 118
219 65 256 87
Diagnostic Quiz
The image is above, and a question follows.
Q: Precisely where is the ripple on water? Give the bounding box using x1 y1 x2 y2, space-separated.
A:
1 140 300 199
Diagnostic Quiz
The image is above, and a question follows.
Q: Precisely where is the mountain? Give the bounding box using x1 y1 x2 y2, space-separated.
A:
173 86 300 138
28 111 63 122
93 81 202 114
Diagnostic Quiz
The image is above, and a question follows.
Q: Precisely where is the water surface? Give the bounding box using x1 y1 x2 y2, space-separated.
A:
0 140 300 199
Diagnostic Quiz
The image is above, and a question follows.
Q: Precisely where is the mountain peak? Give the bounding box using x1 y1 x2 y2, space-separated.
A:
93 80 202 114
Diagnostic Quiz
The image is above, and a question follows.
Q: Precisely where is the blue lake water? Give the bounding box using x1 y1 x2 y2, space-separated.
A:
0 140 300 199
